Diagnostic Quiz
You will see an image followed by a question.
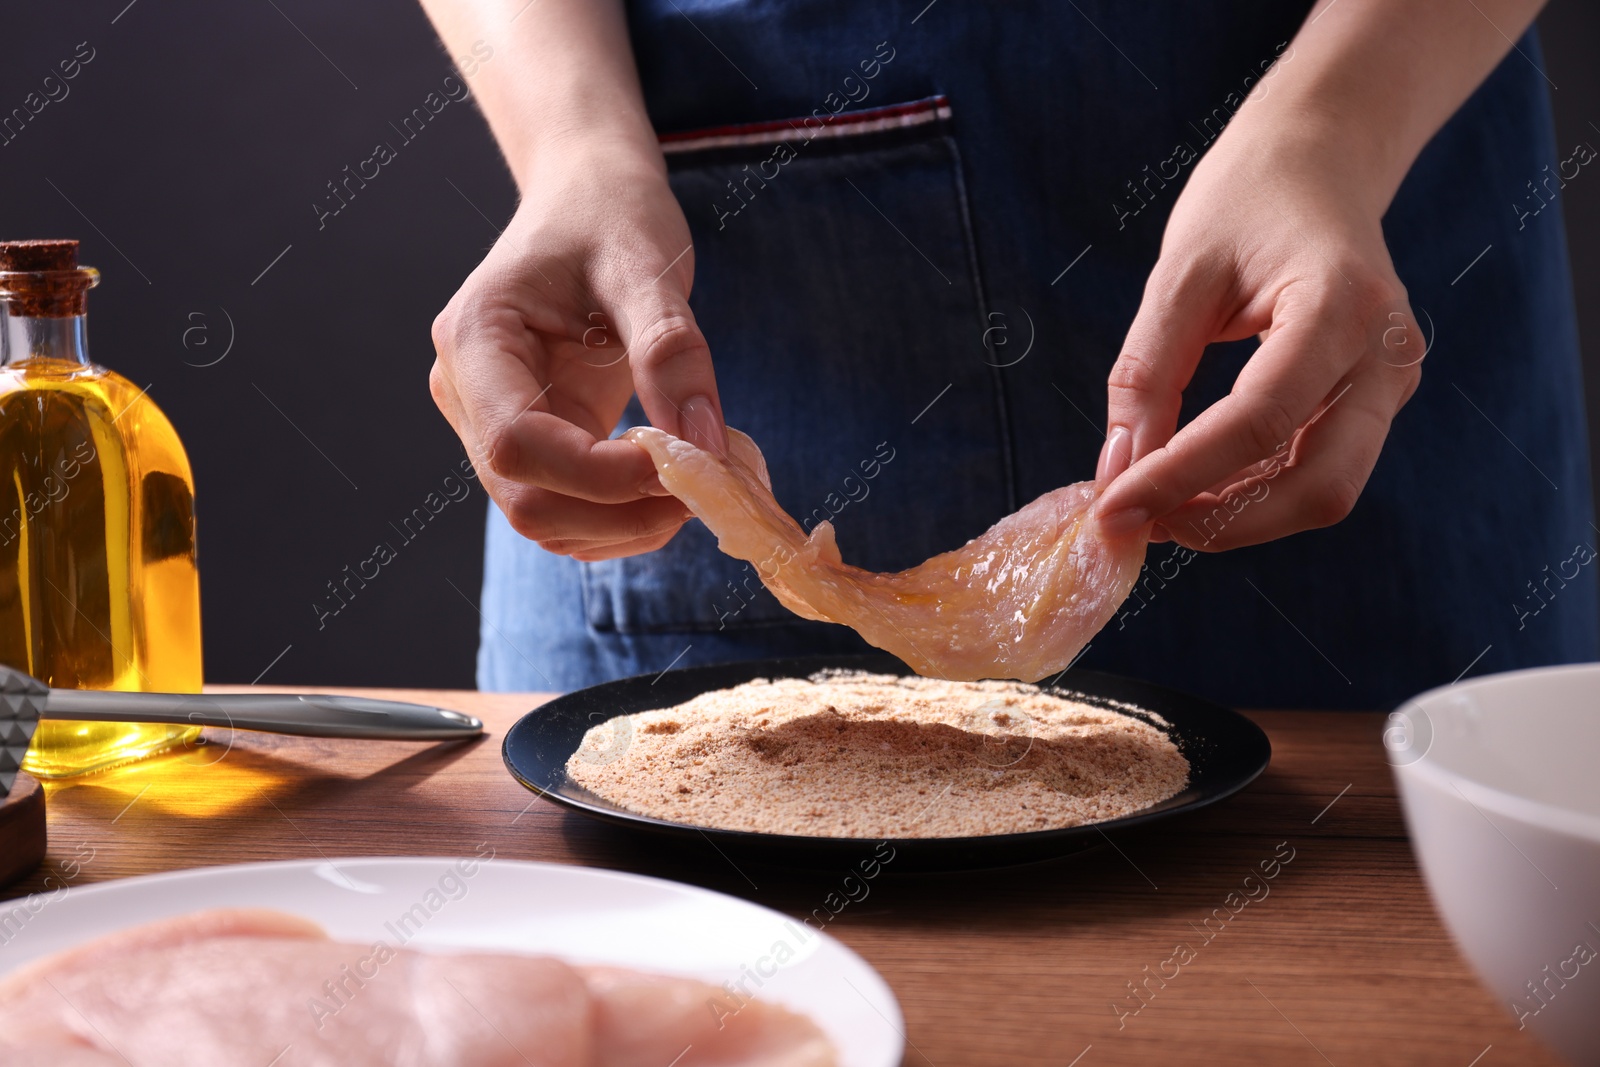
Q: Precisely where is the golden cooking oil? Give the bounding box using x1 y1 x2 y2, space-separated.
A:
0 239 201 778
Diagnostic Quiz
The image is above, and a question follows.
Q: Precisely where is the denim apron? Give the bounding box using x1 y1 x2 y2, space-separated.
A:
480 1 1598 709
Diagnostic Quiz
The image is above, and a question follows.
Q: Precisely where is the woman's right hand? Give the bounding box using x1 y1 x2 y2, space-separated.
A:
428 142 727 562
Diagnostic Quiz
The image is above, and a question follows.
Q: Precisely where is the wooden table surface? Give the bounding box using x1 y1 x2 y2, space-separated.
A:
3 688 1561 1067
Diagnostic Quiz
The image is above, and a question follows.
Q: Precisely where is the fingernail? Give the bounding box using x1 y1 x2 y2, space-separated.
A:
1096 505 1151 537
639 473 672 497
1150 522 1172 544
1096 426 1132 485
681 394 727 453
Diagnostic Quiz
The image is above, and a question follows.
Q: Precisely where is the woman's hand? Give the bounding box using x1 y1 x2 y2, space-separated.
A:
1091 0 1549 551
429 143 727 563
1092 123 1423 551
417 0 725 562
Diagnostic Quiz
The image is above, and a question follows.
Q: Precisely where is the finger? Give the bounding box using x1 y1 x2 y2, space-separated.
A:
428 358 469 446
1099 263 1232 487
1096 300 1361 533
495 485 689 546
1199 446 1307 498
431 359 549 499
613 282 728 454
568 526 683 562
435 305 660 503
1155 364 1408 551
500 412 669 502
540 523 682 559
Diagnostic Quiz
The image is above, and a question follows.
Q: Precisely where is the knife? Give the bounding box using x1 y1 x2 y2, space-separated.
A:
0 664 483 796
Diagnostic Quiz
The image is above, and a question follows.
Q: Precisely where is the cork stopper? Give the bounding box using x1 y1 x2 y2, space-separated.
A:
0 239 79 273
0 239 97 317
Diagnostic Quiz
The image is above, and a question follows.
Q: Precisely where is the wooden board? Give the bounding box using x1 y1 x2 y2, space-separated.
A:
0 772 46 888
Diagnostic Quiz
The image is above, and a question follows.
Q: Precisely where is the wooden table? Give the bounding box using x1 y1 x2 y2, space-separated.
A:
3 689 1562 1067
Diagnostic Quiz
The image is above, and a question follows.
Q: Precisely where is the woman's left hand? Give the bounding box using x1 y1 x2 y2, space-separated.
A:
1092 115 1425 551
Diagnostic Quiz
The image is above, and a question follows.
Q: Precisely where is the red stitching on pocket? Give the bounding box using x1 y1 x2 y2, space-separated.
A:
659 94 951 155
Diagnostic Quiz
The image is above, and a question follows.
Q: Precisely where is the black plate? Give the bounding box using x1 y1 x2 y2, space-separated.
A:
503 654 1270 870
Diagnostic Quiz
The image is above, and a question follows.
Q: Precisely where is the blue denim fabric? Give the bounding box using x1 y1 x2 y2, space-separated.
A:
480 2 1598 708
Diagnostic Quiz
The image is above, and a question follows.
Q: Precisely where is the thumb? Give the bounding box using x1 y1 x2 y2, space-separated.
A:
1099 266 1222 488
618 285 726 454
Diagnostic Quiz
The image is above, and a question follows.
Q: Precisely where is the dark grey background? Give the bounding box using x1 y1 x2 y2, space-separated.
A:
1 1 1595 688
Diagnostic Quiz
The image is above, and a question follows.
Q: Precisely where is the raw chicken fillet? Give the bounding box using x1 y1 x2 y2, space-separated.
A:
627 426 1151 682
0 908 835 1067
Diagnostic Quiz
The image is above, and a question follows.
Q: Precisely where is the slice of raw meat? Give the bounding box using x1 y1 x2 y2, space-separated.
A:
581 966 836 1067
0 908 836 1067
627 426 1151 682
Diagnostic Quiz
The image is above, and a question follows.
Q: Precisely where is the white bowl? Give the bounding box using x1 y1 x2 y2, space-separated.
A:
1390 663 1600 1065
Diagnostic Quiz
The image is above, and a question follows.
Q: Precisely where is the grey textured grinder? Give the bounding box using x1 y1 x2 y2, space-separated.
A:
0 667 45 797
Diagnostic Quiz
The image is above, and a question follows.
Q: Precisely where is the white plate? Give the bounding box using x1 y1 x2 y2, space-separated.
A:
0 856 904 1067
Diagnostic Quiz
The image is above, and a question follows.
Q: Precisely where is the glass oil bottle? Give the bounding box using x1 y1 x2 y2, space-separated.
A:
0 239 202 777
